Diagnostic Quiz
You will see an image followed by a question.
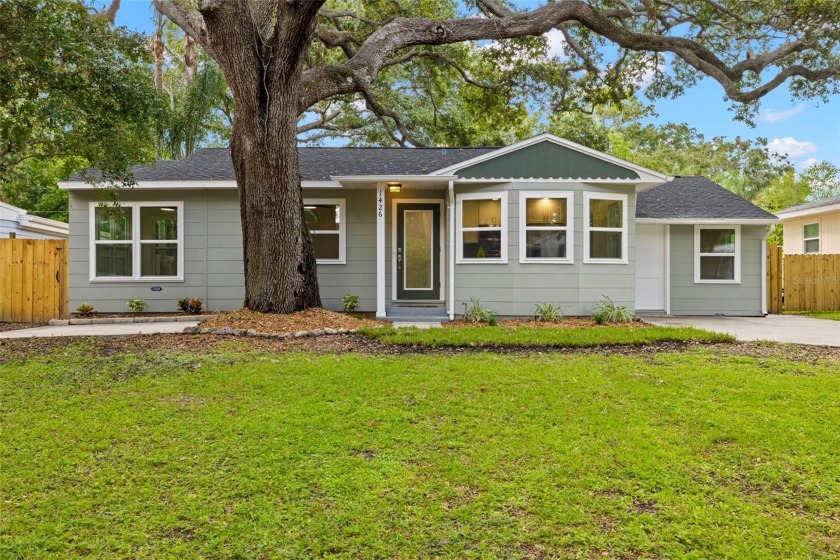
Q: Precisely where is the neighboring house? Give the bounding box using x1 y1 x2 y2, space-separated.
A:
59 134 776 318
775 196 840 255
0 201 69 239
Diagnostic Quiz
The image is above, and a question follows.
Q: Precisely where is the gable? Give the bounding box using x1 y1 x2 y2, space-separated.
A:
455 141 640 180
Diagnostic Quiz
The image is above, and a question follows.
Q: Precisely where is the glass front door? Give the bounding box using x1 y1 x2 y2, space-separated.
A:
396 203 441 300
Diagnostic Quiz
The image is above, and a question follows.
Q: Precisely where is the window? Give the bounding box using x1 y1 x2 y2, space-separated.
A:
584 193 627 263
804 223 820 254
304 199 345 264
519 191 573 263
695 225 740 283
457 192 507 262
90 202 183 281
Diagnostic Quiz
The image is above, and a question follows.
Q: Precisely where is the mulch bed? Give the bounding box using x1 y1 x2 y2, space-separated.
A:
447 318 645 329
199 307 384 334
2 332 839 366
0 322 45 333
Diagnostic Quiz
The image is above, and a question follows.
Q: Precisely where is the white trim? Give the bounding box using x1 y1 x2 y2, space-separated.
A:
761 228 769 315
636 218 778 225
431 133 670 185
448 181 455 321
665 225 671 315
776 202 840 219
518 191 574 264
390 199 445 302
332 175 458 183
89 201 184 282
694 225 741 284
62 180 342 190
376 188 386 318
455 192 508 264
803 221 820 254
583 192 628 265
303 198 346 265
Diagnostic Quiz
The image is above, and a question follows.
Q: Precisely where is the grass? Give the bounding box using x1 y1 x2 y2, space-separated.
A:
2 344 839 558
360 324 734 347
785 310 840 321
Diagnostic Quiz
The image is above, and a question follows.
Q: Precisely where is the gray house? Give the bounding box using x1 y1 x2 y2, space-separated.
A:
60 134 776 319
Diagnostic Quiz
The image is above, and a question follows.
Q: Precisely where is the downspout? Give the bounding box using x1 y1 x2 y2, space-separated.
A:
761 228 770 316
665 224 671 316
203 190 209 309
448 180 455 321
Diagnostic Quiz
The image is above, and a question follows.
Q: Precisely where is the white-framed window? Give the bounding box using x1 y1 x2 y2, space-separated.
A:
519 191 574 263
456 192 507 263
694 225 741 283
89 201 184 281
304 198 346 264
804 222 820 254
583 192 627 264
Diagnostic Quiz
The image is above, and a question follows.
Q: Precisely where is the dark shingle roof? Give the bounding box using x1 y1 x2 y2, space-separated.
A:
71 146 497 182
778 195 840 214
636 176 776 220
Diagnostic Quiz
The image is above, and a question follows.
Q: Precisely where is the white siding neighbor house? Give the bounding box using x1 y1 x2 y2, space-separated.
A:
0 201 69 240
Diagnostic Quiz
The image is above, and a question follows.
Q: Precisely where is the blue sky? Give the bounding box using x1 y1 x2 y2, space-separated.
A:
102 0 839 167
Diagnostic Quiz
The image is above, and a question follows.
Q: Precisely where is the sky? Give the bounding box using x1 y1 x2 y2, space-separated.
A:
100 0 840 168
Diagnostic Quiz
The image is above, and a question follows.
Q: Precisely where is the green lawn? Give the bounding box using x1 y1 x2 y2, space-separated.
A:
2 344 839 558
785 310 840 321
361 324 734 347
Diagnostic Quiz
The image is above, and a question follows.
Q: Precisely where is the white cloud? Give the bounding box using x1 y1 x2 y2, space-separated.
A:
761 103 805 123
802 157 820 169
544 28 567 60
767 137 817 159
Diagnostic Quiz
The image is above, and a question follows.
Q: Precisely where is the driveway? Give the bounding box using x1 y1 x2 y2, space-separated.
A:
0 321 200 339
644 315 840 347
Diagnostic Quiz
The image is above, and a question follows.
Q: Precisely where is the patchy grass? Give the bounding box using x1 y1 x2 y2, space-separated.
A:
360 324 734 347
2 344 839 558
785 310 840 321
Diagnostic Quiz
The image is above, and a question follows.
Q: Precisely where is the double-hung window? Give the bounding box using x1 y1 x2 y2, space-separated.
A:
304 199 345 264
583 193 627 263
804 223 820 254
695 225 740 283
457 192 507 263
90 202 183 281
519 191 573 263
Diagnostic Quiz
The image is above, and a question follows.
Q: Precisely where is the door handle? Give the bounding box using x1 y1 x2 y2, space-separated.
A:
397 254 402 270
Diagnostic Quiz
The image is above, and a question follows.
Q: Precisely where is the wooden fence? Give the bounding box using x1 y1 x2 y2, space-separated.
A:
767 243 840 312
0 238 69 323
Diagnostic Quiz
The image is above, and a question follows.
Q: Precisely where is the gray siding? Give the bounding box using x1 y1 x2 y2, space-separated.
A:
668 224 765 316
453 182 637 316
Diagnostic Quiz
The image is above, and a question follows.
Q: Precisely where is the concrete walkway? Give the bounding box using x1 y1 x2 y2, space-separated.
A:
644 315 840 347
0 321 200 339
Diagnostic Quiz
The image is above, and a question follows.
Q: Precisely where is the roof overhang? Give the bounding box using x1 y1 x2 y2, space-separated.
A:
59 180 344 190
331 175 458 189
636 218 778 225
775 202 840 220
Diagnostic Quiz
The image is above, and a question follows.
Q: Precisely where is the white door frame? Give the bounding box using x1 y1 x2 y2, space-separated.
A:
635 223 668 312
391 198 446 302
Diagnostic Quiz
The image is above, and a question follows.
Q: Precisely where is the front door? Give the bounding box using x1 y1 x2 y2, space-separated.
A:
396 202 441 300
635 224 666 311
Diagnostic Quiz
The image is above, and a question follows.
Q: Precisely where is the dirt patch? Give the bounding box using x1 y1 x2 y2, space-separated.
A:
200 307 383 335
0 322 45 333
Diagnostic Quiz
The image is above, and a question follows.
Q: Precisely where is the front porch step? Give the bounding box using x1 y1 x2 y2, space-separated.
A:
385 305 449 323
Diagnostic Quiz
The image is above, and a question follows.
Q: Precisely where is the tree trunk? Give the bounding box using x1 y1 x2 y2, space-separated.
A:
229 77 321 313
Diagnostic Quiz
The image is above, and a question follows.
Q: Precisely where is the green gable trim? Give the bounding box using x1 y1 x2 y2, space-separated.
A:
456 141 640 180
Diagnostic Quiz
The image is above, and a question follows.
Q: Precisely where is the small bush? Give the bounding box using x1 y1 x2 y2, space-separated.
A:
75 302 95 318
465 296 498 326
592 295 635 325
177 297 204 314
341 293 360 312
126 298 148 313
534 302 564 322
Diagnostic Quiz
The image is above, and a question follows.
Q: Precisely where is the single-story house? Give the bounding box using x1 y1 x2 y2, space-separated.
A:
775 195 840 255
60 134 777 319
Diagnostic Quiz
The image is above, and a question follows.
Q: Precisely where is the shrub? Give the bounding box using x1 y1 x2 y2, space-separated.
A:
465 296 498 326
534 302 564 322
341 293 360 312
126 298 148 313
592 295 635 325
75 302 95 317
177 297 204 314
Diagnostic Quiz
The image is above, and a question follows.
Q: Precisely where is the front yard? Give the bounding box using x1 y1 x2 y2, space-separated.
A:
2 334 839 558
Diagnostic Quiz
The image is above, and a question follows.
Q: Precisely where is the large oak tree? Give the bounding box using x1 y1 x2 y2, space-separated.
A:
153 0 840 313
